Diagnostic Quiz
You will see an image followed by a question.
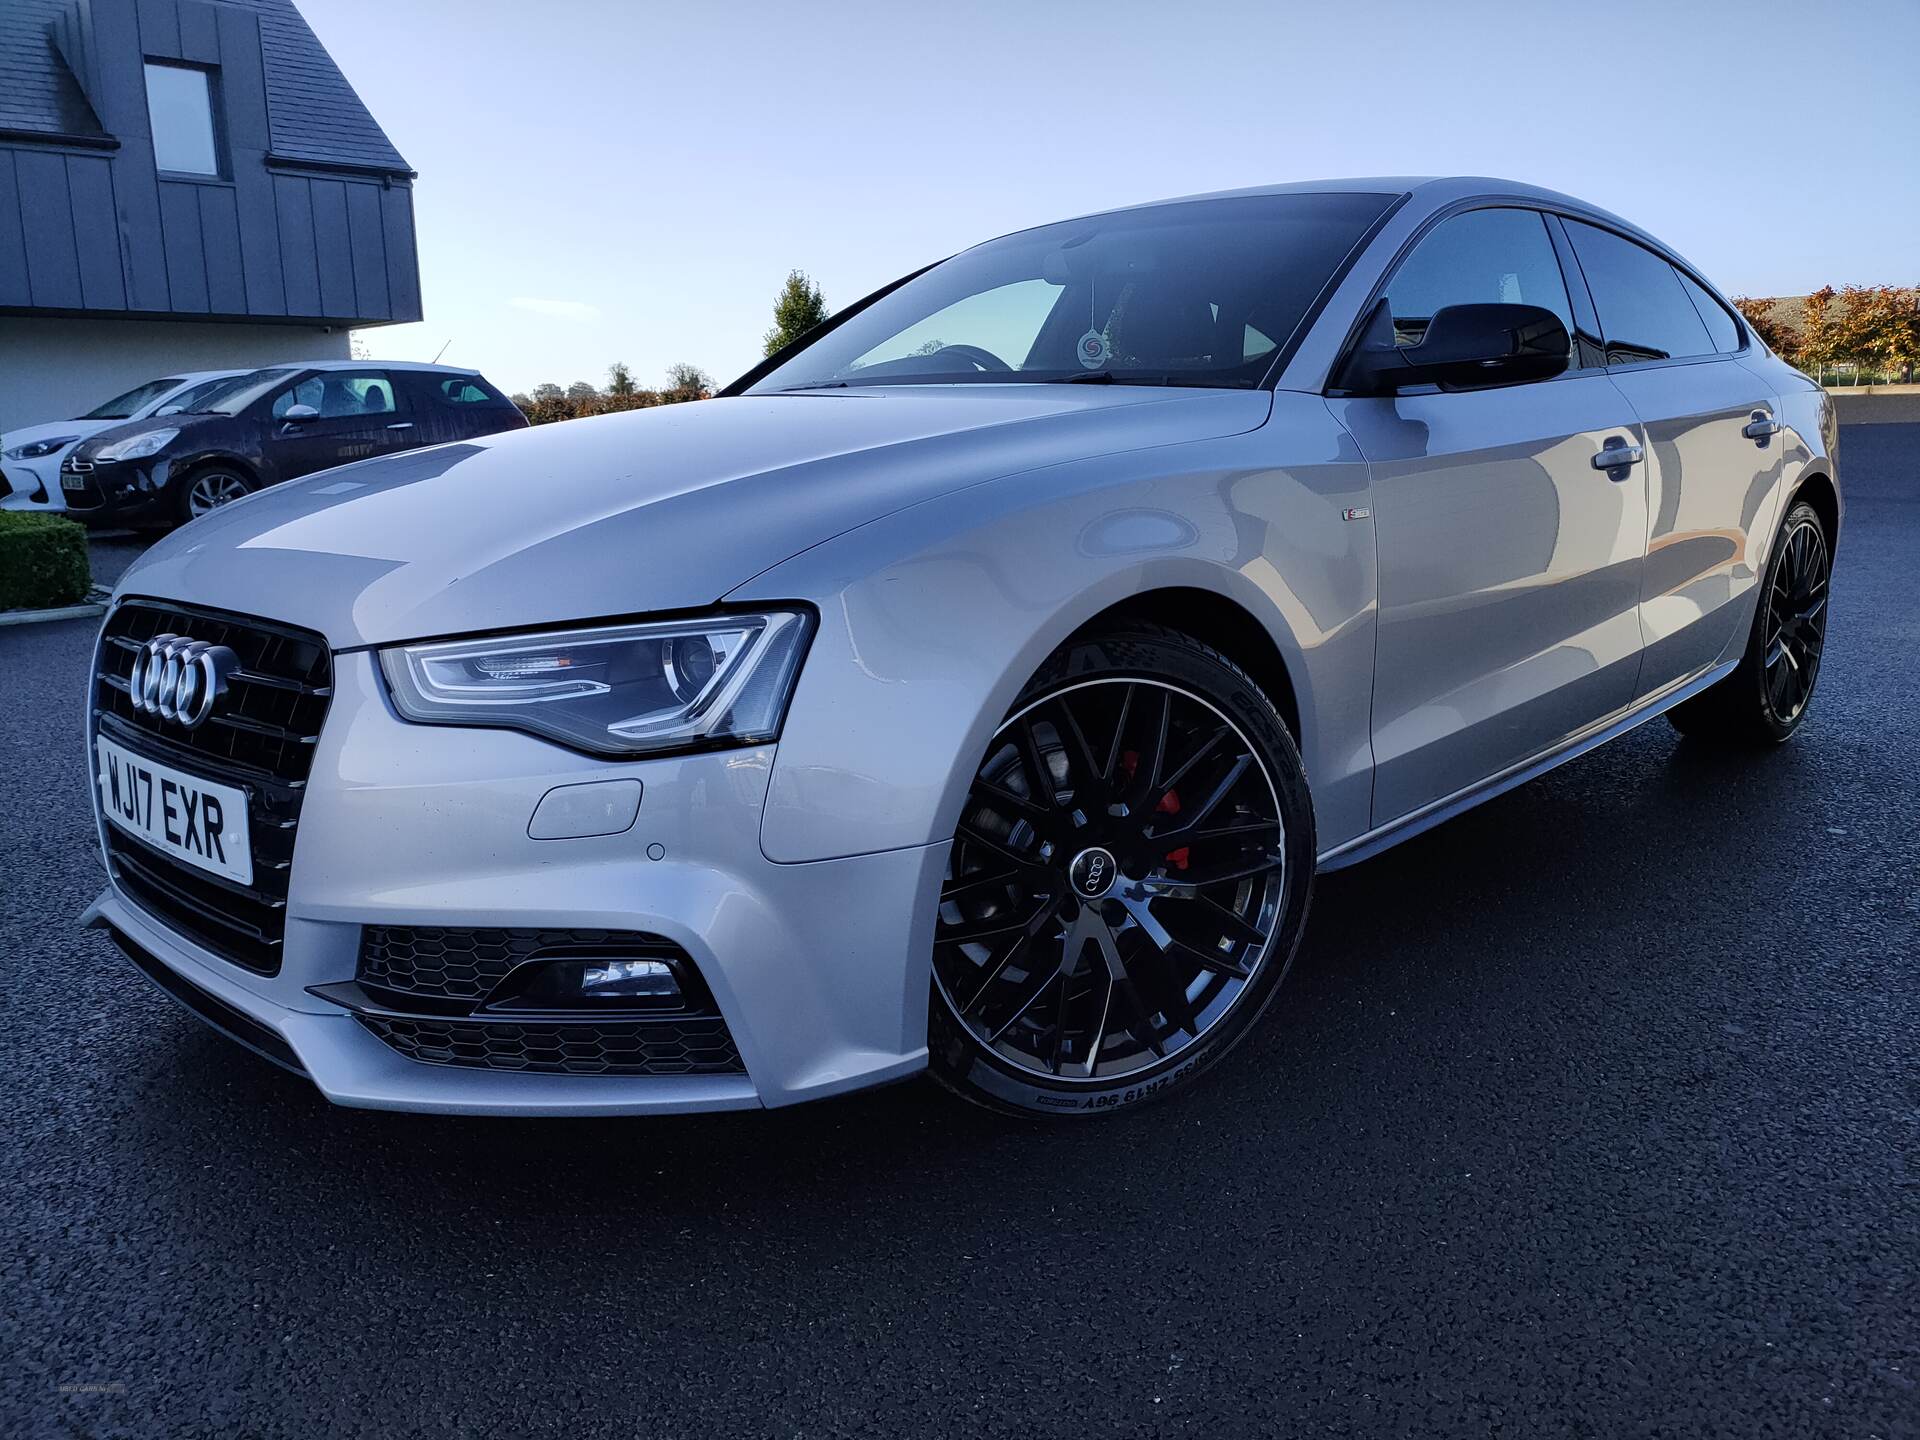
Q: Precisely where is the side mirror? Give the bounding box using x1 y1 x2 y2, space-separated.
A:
281 403 320 423
155 404 183 416
1337 301 1570 394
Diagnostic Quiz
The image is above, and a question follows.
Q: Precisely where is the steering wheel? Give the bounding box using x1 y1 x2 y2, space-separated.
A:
930 343 1012 373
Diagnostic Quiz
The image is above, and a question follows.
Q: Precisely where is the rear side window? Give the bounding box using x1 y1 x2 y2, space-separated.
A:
436 376 502 405
1563 220 1715 366
1675 270 1743 353
1383 207 1575 351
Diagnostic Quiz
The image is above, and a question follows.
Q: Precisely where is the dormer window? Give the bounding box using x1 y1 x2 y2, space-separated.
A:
144 61 221 177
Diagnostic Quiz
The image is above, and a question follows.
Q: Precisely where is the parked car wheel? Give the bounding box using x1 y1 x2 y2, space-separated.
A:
1669 500 1831 745
929 624 1316 1117
178 465 255 523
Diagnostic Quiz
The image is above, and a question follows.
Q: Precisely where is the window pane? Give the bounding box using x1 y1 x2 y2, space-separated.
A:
1564 220 1715 365
1384 208 1573 350
81 378 182 419
145 63 218 176
748 192 1396 392
1676 270 1742 353
440 378 494 404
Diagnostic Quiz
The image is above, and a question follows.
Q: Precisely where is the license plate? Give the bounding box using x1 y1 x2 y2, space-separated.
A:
96 735 253 886
62 471 87 491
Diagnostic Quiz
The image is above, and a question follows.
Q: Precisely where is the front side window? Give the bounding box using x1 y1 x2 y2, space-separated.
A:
747 192 1396 392
80 377 186 420
273 372 398 420
144 62 220 177
1563 220 1715 366
1383 208 1574 352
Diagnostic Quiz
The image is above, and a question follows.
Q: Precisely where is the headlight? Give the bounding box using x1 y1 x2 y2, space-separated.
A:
93 429 178 462
4 435 79 460
380 610 814 757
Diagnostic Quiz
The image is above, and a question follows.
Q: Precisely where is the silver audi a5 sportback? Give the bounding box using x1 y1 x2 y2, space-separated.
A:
84 177 1839 1118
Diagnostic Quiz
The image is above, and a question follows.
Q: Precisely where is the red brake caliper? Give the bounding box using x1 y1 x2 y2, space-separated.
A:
1124 749 1188 871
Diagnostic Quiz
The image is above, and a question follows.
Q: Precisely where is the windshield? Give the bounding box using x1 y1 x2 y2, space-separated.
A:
154 375 237 415
748 193 1395 394
183 368 299 415
80 377 187 420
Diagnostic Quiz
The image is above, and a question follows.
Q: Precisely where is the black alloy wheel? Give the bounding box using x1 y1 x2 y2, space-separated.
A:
929 625 1314 1116
1669 499 1833 744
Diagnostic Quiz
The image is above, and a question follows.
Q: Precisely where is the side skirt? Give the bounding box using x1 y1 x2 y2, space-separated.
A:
1315 658 1739 873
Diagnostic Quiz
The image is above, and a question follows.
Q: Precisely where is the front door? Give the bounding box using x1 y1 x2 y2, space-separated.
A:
1558 218 1787 697
265 370 412 481
1328 207 1651 825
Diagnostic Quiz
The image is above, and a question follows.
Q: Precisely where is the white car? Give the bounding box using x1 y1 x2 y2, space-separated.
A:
1 371 246 512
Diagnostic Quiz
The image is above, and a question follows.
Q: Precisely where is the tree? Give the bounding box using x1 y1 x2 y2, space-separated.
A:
1798 287 1840 380
764 270 829 356
1731 297 1798 364
566 380 599 403
508 392 533 411
664 362 713 396
607 361 637 397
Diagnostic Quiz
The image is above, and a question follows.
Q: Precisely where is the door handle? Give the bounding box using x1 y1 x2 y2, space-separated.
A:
386 421 415 431
1742 412 1781 442
1590 439 1644 473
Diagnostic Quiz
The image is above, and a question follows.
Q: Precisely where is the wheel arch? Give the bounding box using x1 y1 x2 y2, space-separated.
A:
1789 468 1839 548
1070 586 1305 749
175 452 259 486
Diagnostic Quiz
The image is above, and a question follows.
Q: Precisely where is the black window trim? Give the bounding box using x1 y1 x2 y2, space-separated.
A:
1323 196 1603 397
1550 212 1752 373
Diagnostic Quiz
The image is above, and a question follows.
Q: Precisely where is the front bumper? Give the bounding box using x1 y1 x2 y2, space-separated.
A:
85 648 945 1114
58 458 171 525
0 454 64 509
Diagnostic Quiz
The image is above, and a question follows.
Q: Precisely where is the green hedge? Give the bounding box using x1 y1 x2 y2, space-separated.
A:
0 510 92 610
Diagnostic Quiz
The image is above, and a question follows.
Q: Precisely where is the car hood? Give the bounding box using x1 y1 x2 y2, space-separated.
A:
118 386 1272 647
2 418 111 452
72 411 225 457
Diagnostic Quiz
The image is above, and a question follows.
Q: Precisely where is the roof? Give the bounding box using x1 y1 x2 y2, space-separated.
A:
0 0 409 173
277 360 480 375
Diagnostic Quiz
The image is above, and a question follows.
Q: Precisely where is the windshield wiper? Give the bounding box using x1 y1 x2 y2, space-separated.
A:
777 381 850 392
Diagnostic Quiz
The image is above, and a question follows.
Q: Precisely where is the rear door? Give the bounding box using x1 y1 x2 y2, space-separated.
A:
1328 206 1651 825
264 370 414 481
1559 218 1786 697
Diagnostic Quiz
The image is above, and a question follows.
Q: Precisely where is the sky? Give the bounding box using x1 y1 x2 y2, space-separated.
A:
300 0 1920 397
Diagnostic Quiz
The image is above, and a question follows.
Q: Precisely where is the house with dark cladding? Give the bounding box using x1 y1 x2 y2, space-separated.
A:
0 0 420 428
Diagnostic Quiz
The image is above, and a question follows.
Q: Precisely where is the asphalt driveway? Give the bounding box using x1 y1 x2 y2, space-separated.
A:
3 426 1915 1438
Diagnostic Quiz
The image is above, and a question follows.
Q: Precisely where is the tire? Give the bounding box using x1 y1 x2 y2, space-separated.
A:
174 464 255 525
1668 500 1832 745
928 623 1316 1118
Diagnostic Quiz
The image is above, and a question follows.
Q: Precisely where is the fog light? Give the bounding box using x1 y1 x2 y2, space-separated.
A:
494 956 687 1011
579 958 680 1001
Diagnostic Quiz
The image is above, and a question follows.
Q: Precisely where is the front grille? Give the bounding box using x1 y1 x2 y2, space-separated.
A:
360 925 687 1002
356 1016 744 1075
93 600 333 975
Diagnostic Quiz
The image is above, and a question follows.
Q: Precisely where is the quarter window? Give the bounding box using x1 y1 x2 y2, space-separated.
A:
1675 270 1743 353
1563 220 1715 366
144 62 220 177
437 377 500 404
1383 208 1575 353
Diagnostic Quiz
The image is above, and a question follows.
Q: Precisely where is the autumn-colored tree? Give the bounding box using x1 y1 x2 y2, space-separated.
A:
1798 287 1840 378
1731 297 1798 363
764 270 829 356
1855 286 1920 382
